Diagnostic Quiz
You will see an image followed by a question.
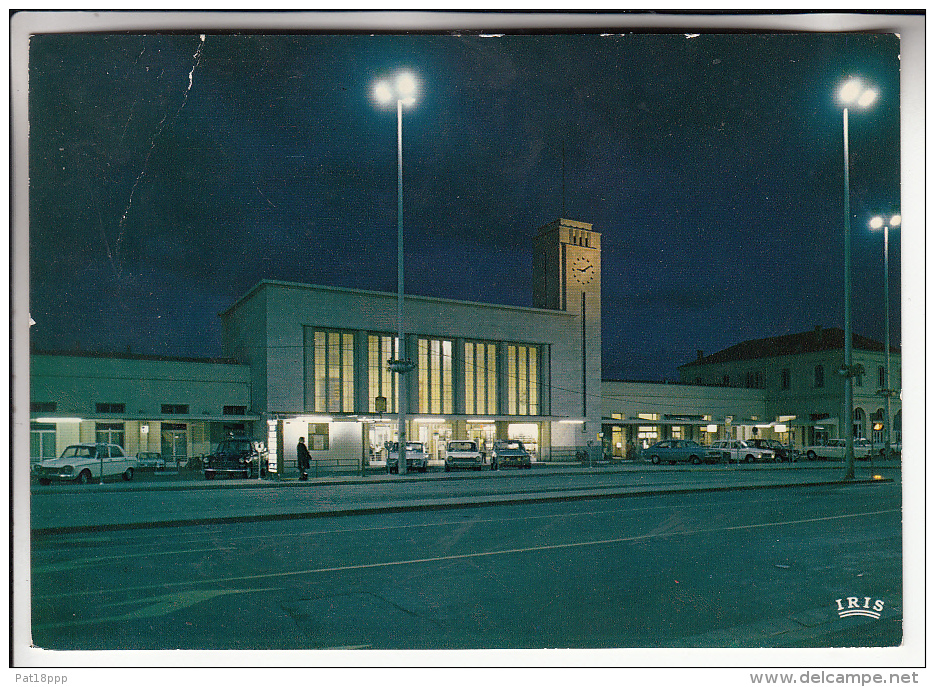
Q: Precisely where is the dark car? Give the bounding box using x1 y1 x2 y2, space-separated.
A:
204 437 269 479
490 440 532 470
747 439 798 462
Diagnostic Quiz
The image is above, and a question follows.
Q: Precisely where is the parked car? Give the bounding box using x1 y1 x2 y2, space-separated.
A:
490 440 532 470
746 439 797 462
709 439 776 463
386 441 429 474
35 443 137 485
204 437 269 479
136 451 166 470
802 439 872 461
645 439 722 465
443 439 484 472
856 437 902 459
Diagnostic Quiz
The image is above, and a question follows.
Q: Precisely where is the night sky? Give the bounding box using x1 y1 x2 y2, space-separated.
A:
28 29 902 381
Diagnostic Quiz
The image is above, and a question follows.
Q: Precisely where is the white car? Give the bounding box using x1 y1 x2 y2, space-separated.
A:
386 441 429 473
709 439 776 463
35 443 138 485
802 439 873 461
443 439 484 472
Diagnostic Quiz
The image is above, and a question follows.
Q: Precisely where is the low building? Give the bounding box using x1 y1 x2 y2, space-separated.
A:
29 351 256 467
601 381 767 456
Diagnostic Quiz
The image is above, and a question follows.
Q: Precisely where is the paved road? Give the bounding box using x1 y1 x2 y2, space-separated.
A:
29 462 898 532
30 477 900 652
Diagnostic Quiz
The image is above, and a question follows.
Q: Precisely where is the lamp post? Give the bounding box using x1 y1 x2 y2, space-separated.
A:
869 213 900 461
837 77 878 480
374 71 418 475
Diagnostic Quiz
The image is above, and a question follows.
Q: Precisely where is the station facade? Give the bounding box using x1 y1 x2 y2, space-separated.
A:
28 217 902 471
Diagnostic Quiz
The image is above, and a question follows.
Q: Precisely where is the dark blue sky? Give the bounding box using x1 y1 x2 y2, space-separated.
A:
28 30 901 380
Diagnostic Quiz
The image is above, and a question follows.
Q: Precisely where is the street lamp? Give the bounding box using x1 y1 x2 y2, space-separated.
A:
869 213 900 461
837 77 878 480
374 71 418 475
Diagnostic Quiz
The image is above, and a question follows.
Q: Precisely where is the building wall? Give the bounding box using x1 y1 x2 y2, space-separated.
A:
29 353 255 464
220 278 592 468
678 347 902 445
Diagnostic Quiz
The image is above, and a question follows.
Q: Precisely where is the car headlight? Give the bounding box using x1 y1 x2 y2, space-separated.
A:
62 465 74 475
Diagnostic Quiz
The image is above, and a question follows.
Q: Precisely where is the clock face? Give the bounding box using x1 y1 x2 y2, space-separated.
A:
571 255 595 284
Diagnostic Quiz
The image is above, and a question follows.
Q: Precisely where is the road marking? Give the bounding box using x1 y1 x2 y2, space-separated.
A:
32 546 237 573
34 507 899 600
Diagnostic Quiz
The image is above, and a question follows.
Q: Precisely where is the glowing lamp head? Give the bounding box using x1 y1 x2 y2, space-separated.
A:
839 78 878 108
890 214 901 227
839 78 864 104
857 88 878 108
374 81 394 106
869 216 884 230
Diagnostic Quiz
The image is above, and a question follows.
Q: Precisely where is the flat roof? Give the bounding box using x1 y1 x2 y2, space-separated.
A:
220 279 577 319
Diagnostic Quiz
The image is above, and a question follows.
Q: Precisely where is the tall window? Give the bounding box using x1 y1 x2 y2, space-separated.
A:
314 330 354 413
465 341 498 415
30 423 56 461
814 365 825 388
418 337 453 414
878 365 886 388
368 334 398 413
507 344 539 416
781 368 791 390
95 422 125 447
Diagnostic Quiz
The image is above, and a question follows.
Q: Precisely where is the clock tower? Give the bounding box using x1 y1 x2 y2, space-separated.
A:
533 219 601 435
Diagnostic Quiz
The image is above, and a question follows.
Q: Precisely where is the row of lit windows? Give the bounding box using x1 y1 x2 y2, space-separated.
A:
311 329 543 416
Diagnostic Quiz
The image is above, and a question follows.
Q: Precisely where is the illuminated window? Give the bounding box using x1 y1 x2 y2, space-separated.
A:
308 423 330 451
418 337 453 414
368 335 398 413
464 341 497 415
507 343 540 416
313 329 355 413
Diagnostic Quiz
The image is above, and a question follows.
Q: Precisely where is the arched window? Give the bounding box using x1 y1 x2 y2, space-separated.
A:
814 365 825 388
852 408 865 439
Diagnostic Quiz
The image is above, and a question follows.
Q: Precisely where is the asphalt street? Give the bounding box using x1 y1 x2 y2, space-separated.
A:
29 461 898 533
28 466 901 653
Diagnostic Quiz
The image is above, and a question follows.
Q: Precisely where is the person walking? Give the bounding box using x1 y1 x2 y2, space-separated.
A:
297 437 311 481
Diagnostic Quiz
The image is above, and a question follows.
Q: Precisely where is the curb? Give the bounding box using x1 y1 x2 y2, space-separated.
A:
28 461 901 495
30 477 892 537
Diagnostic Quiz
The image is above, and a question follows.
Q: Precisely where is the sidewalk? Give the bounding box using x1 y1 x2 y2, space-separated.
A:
28 461 897 535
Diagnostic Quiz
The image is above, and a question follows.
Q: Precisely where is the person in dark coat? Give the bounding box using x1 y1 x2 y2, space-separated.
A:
297 437 311 480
